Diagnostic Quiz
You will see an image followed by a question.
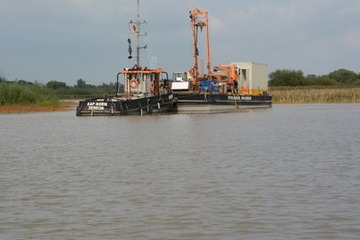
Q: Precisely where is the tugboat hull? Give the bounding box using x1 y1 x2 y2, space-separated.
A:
76 94 174 116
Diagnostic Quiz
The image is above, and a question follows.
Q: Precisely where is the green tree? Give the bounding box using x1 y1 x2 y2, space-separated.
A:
328 69 359 84
76 78 87 88
47 80 67 89
312 76 338 86
269 69 305 86
17 79 33 85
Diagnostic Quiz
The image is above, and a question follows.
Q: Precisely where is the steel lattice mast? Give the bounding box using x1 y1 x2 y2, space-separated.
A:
128 0 147 67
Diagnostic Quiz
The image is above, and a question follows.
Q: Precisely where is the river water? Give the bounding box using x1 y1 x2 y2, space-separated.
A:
1 104 360 239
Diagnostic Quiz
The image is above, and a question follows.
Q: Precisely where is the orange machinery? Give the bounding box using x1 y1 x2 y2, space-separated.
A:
188 8 211 86
188 8 239 94
188 8 255 95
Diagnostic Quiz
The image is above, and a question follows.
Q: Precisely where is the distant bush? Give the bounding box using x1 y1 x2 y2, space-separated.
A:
269 69 306 86
47 80 67 89
51 86 117 99
328 69 359 84
312 76 339 86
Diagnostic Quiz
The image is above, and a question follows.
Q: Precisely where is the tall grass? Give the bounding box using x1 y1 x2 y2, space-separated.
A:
0 82 58 106
269 86 360 104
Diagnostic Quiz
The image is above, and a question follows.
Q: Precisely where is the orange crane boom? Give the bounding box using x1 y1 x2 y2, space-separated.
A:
189 8 211 84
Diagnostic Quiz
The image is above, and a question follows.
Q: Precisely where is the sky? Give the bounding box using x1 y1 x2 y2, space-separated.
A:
1 0 360 85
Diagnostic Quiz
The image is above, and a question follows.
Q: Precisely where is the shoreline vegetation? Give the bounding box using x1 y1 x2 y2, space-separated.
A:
269 86 360 104
1 87 359 114
1 68 360 113
0 80 77 113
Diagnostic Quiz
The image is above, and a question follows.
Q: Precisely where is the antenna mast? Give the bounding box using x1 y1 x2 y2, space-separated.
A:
128 0 147 67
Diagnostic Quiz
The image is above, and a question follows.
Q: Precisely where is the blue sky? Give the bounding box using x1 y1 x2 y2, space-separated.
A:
1 0 359 85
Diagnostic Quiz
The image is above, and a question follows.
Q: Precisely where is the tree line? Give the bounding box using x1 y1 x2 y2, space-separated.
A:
269 69 360 87
45 78 120 98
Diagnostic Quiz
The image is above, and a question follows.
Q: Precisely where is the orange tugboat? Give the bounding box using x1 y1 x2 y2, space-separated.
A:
76 0 174 116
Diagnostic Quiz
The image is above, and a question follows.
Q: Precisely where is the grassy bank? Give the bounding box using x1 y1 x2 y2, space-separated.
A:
0 100 77 113
0 81 66 113
2 82 360 113
269 86 360 104
1 81 58 105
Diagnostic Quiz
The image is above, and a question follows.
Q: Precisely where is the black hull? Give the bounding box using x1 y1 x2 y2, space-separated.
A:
173 92 272 113
76 94 175 116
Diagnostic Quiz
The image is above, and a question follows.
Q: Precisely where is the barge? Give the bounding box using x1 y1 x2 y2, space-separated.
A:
171 61 272 114
173 92 271 114
170 9 271 114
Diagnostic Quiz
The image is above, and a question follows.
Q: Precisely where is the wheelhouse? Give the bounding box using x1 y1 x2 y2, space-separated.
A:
116 67 170 98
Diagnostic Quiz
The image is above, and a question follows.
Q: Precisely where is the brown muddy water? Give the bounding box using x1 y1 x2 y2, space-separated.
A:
1 104 360 239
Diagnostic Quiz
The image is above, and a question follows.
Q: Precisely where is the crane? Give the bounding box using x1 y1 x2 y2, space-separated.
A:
189 8 211 86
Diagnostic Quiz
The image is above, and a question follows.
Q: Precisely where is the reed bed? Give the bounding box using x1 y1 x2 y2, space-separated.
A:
269 87 360 104
0 82 57 105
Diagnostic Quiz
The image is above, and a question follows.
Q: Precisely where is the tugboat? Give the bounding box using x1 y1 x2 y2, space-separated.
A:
76 0 174 116
171 8 272 113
